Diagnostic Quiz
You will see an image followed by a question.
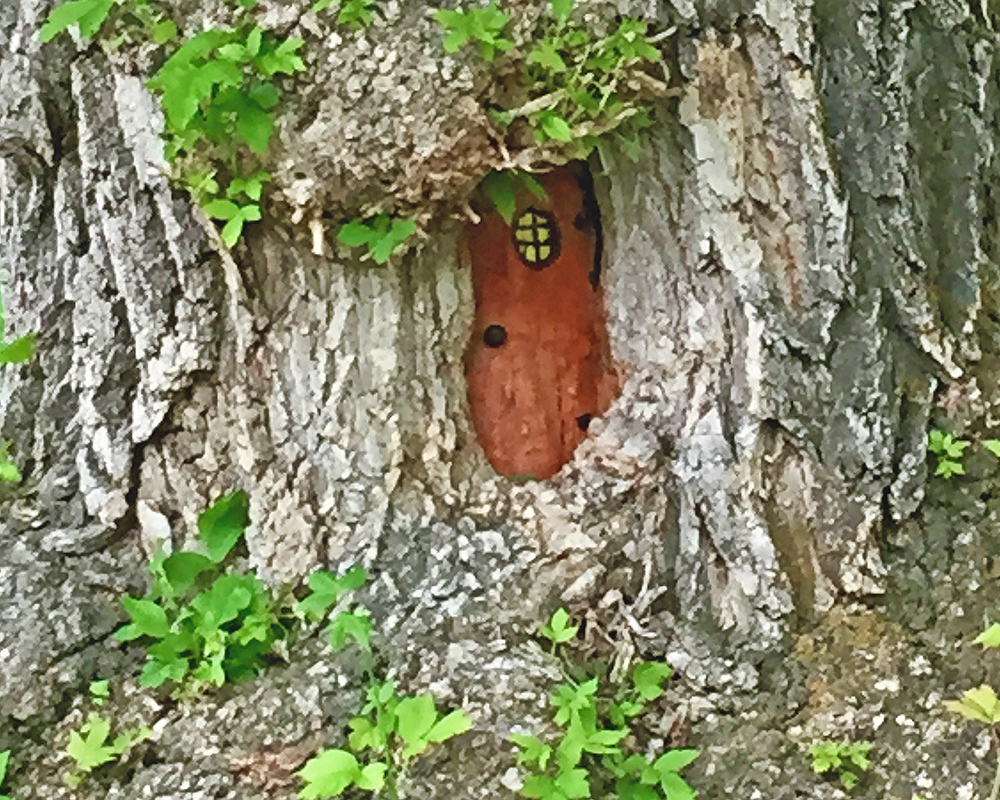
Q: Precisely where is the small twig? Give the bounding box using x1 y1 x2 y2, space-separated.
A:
502 89 568 119
646 25 678 44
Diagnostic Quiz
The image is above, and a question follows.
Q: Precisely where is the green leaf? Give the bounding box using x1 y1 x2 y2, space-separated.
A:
191 574 254 630
198 490 249 562
583 727 628 754
296 567 367 620
203 199 241 221
653 749 699 774
554 768 591 799
236 99 274 154
426 709 472 742
935 458 965 478
395 694 437 746
658 771 697 800
976 623 1000 648
298 749 361 798
442 28 470 52
249 83 280 111
632 661 673 701
0 459 22 484
0 333 37 364
117 597 171 641
984 439 1000 458
151 19 177 44
541 608 579 645
510 733 552 769
245 26 263 56
221 217 245 248
945 685 1000 724
89 679 110 705
258 37 305 76
551 677 597 726
370 218 417 264
162 552 217 596
538 112 573 142
481 171 518 224
140 654 189 687
348 716 386 752
110 726 150 754
551 0 572 22
0 750 9 784
355 762 387 791
67 714 116 771
328 608 372 652
338 0 376 29
40 0 116 42
521 775 558 799
528 39 567 72
338 220 376 247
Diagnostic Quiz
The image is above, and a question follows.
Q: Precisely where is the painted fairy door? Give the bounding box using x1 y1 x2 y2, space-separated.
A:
465 163 617 480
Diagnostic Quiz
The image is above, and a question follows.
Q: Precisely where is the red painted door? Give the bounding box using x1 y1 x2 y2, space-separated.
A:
465 164 617 480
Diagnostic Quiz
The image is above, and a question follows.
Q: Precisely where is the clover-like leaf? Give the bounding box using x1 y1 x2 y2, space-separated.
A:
945 685 1000 724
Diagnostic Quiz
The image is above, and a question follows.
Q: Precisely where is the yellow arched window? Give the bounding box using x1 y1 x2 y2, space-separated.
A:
512 208 560 269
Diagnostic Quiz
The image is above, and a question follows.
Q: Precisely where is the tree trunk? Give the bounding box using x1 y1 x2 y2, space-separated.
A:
1 0 996 797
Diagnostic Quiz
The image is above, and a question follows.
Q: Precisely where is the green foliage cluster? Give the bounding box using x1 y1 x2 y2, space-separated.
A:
927 428 1000 479
64 712 150 787
313 0 379 31
946 621 1000 800
293 566 372 653
512 609 699 800
806 740 871 791
41 0 303 247
0 284 36 485
435 0 667 158
0 750 11 800
434 2 513 61
294 570 472 798
299 680 471 798
116 490 288 695
337 215 418 265
148 24 304 245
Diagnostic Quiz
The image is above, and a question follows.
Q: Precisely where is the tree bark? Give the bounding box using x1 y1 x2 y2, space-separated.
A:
0 0 995 797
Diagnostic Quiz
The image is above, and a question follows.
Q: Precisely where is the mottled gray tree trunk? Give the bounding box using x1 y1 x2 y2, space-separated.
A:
0 0 994 797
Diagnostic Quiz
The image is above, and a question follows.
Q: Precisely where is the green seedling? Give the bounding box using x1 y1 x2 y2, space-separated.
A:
927 429 970 478
540 608 579 653
89 679 110 707
338 215 417 264
514 609 697 800
294 567 372 653
434 2 513 61
64 713 150 787
807 740 871 791
299 680 472 798
43 1 306 247
946 621 1000 800
117 490 288 696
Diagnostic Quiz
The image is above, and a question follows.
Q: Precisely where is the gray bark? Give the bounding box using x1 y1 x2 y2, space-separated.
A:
1 0 997 797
